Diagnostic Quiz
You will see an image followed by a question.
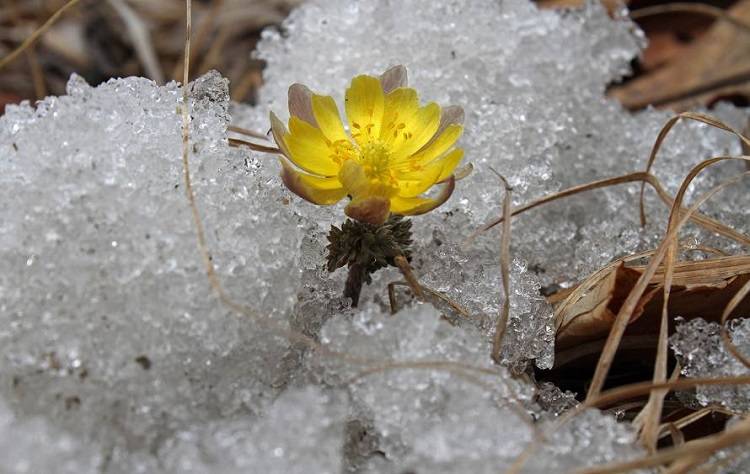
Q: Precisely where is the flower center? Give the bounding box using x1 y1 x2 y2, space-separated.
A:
358 141 395 184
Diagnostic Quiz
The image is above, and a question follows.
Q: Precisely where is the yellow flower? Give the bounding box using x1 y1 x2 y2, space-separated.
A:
270 65 464 225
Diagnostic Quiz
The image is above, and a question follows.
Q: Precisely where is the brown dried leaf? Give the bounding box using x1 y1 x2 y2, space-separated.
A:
609 0 750 110
555 262 656 350
553 255 750 353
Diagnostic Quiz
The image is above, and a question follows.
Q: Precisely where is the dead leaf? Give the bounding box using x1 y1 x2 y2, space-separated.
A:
609 0 750 110
553 255 750 359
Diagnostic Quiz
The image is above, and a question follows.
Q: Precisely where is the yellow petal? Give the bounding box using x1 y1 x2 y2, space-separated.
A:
311 94 349 143
345 75 385 146
280 159 346 205
339 160 398 201
396 124 463 169
390 102 441 161
270 111 292 158
390 195 438 215
380 87 419 145
338 160 370 198
390 177 456 216
395 159 444 198
434 148 464 183
285 116 340 176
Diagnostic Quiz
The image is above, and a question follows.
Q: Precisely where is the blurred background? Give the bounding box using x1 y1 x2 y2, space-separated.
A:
0 0 747 113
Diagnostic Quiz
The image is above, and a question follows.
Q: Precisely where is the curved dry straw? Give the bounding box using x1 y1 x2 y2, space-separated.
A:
467 170 750 248
637 111 750 229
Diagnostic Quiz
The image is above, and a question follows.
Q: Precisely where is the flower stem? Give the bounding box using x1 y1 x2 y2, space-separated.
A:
344 262 367 307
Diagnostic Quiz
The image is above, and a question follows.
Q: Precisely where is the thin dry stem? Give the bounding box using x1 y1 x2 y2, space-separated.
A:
588 375 750 409
573 416 750 474
228 137 281 154
0 0 82 72
228 124 271 140
491 170 513 364
468 171 750 248
637 112 750 227
720 278 750 368
666 423 685 447
657 407 735 441
25 45 46 99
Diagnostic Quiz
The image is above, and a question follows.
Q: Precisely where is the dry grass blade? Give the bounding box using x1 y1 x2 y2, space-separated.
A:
25 45 46 99
636 359 679 452
228 137 281 153
491 170 513 364
721 278 750 368
658 407 734 441
585 160 750 402
228 124 271 140
636 152 691 451
572 416 750 474
0 0 82 72
468 171 750 248
642 255 750 284
638 112 750 226
587 374 750 408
